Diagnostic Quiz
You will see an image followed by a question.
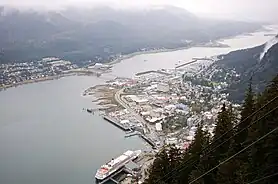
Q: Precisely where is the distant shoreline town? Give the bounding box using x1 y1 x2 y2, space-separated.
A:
0 57 79 90
0 41 229 90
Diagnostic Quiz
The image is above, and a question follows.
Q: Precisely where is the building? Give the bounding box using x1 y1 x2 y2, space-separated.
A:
165 137 178 145
127 95 149 105
155 123 163 131
157 83 170 93
120 120 130 126
89 63 111 70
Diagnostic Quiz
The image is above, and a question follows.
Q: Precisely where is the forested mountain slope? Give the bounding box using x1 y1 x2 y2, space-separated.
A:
216 36 278 101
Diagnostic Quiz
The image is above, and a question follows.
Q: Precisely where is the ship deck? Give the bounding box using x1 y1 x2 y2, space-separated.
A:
97 165 136 184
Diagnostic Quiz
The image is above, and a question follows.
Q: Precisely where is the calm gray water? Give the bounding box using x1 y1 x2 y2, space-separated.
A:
0 76 147 184
0 25 277 184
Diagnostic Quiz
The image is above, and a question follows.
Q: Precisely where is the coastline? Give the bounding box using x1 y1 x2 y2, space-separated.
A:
105 26 274 66
107 46 192 65
0 73 75 91
106 42 230 66
1 26 273 91
0 41 251 91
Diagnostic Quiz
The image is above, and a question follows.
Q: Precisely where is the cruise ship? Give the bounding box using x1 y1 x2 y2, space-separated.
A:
95 150 142 181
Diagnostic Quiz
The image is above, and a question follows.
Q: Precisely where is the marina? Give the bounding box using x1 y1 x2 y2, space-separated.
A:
103 116 133 132
103 115 157 148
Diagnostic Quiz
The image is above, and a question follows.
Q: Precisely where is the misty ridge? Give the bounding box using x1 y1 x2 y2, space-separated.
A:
0 5 263 64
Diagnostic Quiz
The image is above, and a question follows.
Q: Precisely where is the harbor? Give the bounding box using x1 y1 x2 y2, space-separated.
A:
94 150 151 184
103 116 133 132
125 132 157 149
102 115 157 149
96 163 138 184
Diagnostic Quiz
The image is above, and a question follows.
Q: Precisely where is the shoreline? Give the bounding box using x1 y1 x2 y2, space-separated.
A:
105 26 273 66
107 42 230 66
107 46 192 65
1 26 274 91
0 73 75 91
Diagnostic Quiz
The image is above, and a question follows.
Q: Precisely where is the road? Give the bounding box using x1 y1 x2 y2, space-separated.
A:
114 88 154 134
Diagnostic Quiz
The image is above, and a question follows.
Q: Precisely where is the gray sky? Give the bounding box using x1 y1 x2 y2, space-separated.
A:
0 0 277 21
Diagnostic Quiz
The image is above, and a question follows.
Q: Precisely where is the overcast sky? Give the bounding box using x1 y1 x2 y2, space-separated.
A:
0 0 277 21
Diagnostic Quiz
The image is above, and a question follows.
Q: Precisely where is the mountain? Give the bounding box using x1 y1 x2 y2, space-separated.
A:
0 5 262 64
216 35 278 102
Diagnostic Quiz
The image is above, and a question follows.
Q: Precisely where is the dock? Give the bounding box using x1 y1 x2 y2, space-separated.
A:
140 134 156 149
175 57 214 69
125 131 141 138
136 70 170 76
175 59 197 69
192 57 214 61
103 116 132 132
97 167 124 184
125 131 157 149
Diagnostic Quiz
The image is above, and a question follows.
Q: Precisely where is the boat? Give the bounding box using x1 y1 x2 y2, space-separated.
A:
95 150 142 181
87 109 93 113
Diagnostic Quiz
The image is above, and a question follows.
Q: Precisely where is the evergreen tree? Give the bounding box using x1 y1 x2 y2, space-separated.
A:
216 81 255 184
144 148 170 184
248 75 278 183
212 104 233 160
190 122 207 158
236 79 255 146
167 145 182 184
145 145 182 184
177 149 192 184
199 104 234 184
188 122 211 184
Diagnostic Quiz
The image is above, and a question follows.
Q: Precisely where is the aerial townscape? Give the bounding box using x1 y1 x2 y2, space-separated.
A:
0 57 78 89
83 56 244 183
1 36 277 184
1 3 278 184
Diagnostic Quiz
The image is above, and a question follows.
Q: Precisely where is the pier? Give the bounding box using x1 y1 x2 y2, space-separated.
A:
175 59 197 69
192 57 214 61
136 70 170 76
140 134 156 149
97 167 124 184
103 116 132 131
125 131 141 138
125 131 157 149
175 57 214 69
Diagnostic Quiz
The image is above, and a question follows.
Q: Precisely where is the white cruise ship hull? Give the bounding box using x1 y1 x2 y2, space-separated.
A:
95 150 141 181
